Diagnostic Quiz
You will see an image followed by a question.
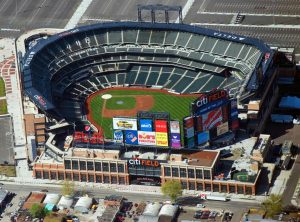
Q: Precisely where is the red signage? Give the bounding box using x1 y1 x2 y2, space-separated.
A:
155 120 168 133
128 158 160 167
183 116 194 128
194 90 228 109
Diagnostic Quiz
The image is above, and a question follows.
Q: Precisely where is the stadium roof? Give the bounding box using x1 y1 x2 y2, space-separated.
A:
22 22 273 121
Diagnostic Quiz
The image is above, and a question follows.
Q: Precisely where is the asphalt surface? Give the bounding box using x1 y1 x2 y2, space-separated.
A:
184 0 300 51
79 0 187 25
0 115 14 164
0 182 259 222
203 0 300 15
0 0 81 38
282 154 300 206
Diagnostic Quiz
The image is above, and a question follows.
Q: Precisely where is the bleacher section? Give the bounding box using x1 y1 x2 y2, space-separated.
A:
22 22 272 121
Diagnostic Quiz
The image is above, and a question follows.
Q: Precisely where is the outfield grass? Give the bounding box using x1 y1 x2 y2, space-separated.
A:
89 89 198 138
0 77 5 97
0 99 7 114
105 97 136 110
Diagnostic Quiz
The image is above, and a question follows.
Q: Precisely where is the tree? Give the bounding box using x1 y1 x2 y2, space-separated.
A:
161 180 182 202
29 203 49 218
262 194 283 218
61 179 75 197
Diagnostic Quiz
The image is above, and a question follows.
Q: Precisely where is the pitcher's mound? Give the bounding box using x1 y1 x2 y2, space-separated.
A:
101 94 112 100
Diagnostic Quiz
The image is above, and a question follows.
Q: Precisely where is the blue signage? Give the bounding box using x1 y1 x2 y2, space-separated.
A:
125 130 138 145
114 130 123 144
140 119 152 132
197 131 209 145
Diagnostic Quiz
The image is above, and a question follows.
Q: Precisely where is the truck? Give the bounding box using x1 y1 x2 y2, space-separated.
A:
203 194 229 202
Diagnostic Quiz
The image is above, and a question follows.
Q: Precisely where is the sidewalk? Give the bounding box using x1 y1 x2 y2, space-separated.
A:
0 176 265 204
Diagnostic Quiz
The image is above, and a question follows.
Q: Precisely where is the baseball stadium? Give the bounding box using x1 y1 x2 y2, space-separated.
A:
23 22 276 194
22 22 273 139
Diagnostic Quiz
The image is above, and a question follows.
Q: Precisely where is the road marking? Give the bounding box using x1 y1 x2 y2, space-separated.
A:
176 0 195 23
190 23 300 29
197 11 300 18
65 0 94 29
198 0 208 13
0 28 20 32
82 18 114 22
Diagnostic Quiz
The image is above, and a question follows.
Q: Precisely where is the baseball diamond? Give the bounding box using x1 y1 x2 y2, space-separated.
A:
86 88 198 138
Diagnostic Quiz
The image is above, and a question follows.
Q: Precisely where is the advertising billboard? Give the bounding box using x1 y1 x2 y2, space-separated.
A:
139 119 153 132
156 132 168 147
186 127 195 138
113 130 123 144
231 99 238 119
171 133 181 148
217 122 229 136
125 130 138 145
192 90 228 115
138 131 156 146
231 119 239 130
113 118 137 130
222 105 229 122
197 131 209 145
170 121 180 134
183 116 194 128
187 137 195 148
202 107 223 131
155 120 168 133
196 116 203 132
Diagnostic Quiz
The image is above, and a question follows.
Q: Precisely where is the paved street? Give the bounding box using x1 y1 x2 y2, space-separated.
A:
1 182 259 222
282 154 300 206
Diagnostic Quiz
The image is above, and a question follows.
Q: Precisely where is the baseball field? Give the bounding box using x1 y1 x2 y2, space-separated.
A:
86 88 199 138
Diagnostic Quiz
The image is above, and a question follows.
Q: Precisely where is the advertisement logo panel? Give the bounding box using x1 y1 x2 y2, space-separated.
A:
217 122 229 136
197 131 209 145
155 120 168 133
128 159 160 167
156 132 168 147
183 116 194 128
170 121 180 134
139 119 152 132
231 119 239 130
113 130 123 144
113 118 137 130
186 127 195 139
187 137 195 148
138 131 156 146
171 133 181 148
196 116 203 132
202 107 223 131
192 90 228 115
125 130 138 145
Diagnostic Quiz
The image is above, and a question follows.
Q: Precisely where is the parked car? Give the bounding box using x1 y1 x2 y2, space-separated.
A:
196 203 206 208
209 211 217 218
194 210 203 219
201 211 210 219
41 189 48 192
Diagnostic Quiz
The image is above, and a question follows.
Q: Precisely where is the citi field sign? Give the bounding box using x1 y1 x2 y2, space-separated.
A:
128 158 160 167
192 90 229 115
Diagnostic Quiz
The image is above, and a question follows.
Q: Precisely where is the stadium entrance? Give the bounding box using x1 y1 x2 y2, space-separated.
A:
127 158 162 186
130 175 161 186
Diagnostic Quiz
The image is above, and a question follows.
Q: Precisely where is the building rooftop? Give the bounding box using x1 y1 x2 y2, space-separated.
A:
23 192 46 209
186 150 219 167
